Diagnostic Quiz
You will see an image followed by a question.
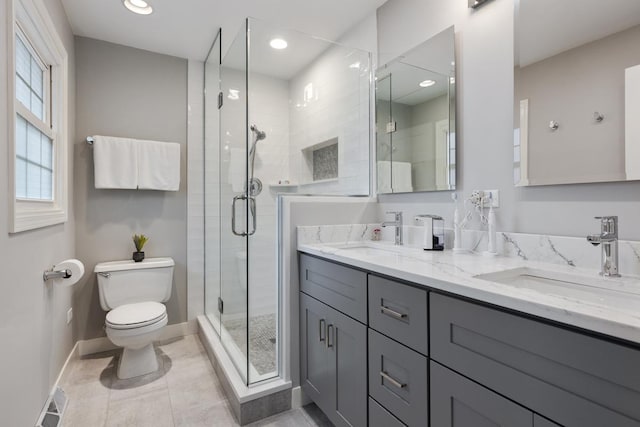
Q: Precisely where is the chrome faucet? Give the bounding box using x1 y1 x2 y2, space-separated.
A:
382 211 403 245
586 216 620 277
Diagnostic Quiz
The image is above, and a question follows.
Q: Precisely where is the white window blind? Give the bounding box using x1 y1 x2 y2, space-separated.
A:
15 31 53 201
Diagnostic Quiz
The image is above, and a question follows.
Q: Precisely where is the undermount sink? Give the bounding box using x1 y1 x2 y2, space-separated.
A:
475 267 640 308
326 242 403 256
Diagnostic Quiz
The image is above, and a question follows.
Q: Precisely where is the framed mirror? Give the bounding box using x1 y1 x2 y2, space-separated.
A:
376 26 456 194
514 0 640 186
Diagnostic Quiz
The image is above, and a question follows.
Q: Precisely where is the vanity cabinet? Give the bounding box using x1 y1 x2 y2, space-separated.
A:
299 255 367 427
299 251 640 427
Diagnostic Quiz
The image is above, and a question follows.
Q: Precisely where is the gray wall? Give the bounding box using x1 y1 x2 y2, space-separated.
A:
0 1 76 425
376 0 640 240
515 24 640 185
74 37 188 340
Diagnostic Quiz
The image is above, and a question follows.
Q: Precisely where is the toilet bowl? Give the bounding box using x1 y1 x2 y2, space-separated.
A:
95 258 174 379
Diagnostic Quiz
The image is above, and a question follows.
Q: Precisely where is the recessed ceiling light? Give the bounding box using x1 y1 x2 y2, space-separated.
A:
123 0 153 15
419 80 436 88
270 38 288 50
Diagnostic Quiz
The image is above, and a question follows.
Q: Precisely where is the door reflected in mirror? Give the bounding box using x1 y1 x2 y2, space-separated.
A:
376 26 456 194
514 0 640 186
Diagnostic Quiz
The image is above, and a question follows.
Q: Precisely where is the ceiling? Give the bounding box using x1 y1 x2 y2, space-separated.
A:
61 0 387 61
517 0 640 67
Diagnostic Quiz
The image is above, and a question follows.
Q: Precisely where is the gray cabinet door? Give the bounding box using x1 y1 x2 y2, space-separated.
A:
330 305 367 427
300 293 333 414
430 361 533 427
301 292 367 427
534 415 562 427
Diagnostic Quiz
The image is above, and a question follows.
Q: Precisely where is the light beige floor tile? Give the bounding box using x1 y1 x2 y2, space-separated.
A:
168 374 227 411
172 399 238 427
62 351 117 389
109 353 168 402
158 335 206 360
63 395 109 427
165 353 218 388
246 408 312 427
106 388 175 427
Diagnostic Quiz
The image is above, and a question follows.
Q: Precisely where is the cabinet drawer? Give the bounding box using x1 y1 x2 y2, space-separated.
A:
368 275 428 355
430 293 640 427
300 253 367 323
369 398 405 427
368 329 428 427
430 361 532 427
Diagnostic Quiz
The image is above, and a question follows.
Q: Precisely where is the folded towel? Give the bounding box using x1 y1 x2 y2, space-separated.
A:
377 160 413 193
137 140 181 191
93 135 138 189
392 161 413 193
228 147 246 193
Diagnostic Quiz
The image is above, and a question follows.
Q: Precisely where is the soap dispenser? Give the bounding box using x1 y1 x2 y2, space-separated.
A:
415 215 445 251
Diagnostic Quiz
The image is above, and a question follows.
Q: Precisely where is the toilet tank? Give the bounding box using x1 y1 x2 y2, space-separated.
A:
94 257 174 311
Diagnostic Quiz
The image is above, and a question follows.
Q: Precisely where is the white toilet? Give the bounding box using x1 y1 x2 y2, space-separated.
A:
94 257 174 379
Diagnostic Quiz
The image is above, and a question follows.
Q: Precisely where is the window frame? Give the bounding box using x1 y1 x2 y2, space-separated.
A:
7 0 69 232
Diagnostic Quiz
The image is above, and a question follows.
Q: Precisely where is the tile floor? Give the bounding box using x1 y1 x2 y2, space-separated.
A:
60 335 331 427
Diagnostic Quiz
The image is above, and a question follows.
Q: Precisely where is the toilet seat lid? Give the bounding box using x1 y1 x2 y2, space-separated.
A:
106 302 167 329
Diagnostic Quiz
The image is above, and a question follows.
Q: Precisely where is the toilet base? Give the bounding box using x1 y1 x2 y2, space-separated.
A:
117 343 159 379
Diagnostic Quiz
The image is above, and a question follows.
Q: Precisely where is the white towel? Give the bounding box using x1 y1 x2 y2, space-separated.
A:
377 161 392 193
137 140 181 191
228 147 246 193
377 161 413 193
392 161 413 193
93 135 138 189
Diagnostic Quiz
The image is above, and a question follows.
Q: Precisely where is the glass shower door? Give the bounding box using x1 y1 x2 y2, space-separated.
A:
219 22 250 383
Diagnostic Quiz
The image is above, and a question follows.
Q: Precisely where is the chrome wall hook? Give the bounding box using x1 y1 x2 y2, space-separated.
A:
549 120 559 131
594 112 604 123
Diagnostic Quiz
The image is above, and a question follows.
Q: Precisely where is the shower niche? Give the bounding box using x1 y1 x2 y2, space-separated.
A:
203 18 371 389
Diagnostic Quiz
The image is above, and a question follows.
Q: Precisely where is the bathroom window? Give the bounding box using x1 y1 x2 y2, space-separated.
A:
8 0 69 232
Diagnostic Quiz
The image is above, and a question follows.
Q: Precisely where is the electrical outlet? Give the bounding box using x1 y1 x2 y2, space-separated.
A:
66 308 73 324
484 189 500 208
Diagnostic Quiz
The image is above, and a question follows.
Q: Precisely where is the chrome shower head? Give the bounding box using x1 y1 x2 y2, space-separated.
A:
250 124 266 141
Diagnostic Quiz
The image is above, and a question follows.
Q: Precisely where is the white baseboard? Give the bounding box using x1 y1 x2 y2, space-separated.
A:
52 341 80 393
291 386 311 409
77 320 198 356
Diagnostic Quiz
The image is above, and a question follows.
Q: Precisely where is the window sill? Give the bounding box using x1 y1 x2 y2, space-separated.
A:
12 205 67 233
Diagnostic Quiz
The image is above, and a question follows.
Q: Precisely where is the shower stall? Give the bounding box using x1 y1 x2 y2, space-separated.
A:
203 18 371 387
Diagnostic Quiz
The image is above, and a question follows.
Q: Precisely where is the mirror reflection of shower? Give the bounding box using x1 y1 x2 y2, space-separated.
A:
248 124 266 196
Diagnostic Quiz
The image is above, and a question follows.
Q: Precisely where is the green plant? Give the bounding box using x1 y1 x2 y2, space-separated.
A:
132 234 149 252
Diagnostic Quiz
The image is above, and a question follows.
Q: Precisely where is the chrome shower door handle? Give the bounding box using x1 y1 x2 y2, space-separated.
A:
248 196 257 236
231 194 248 237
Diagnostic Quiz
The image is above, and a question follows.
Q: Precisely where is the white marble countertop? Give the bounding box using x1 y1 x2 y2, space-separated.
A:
298 240 640 345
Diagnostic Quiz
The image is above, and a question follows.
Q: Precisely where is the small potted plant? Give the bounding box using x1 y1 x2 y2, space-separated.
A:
132 234 149 262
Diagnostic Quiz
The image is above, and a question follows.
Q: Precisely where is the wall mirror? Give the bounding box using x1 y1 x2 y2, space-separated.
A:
514 0 640 186
376 26 456 194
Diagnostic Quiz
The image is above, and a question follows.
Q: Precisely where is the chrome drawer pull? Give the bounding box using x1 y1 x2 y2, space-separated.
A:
319 319 326 342
327 324 334 348
380 371 406 389
381 305 407 319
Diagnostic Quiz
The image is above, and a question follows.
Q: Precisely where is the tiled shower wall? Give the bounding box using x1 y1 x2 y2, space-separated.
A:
289 43 371 195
